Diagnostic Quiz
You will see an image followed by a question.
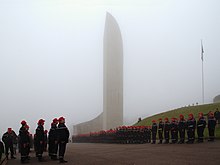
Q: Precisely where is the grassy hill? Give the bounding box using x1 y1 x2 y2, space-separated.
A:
134 103 220 139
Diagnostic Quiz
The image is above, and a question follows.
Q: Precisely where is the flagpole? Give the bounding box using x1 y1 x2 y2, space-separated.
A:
202 56 204 104
201 40 204 104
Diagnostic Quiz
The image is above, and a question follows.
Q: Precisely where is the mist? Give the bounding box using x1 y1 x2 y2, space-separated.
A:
0 0 220 137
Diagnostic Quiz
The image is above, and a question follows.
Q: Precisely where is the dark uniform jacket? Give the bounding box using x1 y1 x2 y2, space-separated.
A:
171 121 178 131
164 121 171 131
197 117 206 129
57 123 70 143
152 123 157 133
208 117 216 129
178 119 186 130
2 132 13 146
158 122 164 132
187 118 196 130
35 125 44 143
19 126 30 145
49 124 58 142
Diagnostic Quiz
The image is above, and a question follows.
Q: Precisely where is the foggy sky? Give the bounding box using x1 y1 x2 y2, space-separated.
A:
0 0 220 137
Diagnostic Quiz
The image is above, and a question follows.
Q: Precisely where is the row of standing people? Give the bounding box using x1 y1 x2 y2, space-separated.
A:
72 111 217 144
20 117 69 164
151 111 216 144
0 116 69 164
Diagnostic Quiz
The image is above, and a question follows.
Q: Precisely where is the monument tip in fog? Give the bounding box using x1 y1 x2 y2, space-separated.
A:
73 12 123 134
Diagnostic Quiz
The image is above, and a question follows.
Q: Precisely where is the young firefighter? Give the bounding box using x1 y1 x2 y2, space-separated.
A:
19 120 30 163
186 114 196 144
197 112 206 143
208 112 216 142
178 114 186 144
151 120 157 144
48 118 59 160
163 117 170 144
57 117 69 163
170 118 178 144
158 118 164 144
35 119 45 162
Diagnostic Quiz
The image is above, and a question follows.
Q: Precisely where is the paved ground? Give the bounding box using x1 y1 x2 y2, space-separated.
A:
6 141 220 165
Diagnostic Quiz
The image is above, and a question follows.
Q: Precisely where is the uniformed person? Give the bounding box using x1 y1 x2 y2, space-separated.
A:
163 117 170 144
208 112 217 141
174 118 179 142
25 125 31 160
151 120 157 144
35 119 45 161
44 130 48 152
144 126 150 143
19 120 30 163
197 112 206 143
57 117 69 163
48 118 58 160
170 118 178 144
158 118 164 144
178 114 186 144
186 114 196 144
146 126 151 143
2 128 16 160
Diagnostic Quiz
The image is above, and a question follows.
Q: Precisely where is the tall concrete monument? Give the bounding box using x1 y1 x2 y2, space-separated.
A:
73 12 123 135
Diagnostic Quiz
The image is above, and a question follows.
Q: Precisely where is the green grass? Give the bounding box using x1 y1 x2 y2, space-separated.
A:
134 102 220 139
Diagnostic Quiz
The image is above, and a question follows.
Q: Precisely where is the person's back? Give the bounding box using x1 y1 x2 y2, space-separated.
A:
208 112 216 141
57 117 69 163
35 119 45 162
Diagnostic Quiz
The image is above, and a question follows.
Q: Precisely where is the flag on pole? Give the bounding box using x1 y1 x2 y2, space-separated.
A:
201 40 204 61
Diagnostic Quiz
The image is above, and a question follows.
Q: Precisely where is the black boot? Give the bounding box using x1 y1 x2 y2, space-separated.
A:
38 157 46 162
177 140 182 144
158 140 162 144
60 158 68 163
163 140 169 144
11 155 16 159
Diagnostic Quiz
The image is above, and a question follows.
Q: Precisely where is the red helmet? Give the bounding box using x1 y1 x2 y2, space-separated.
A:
158 118 162 121
44 130 48 134
188 113 193 117
21 120 27 125
38 119 45 124
53 118 58 123
152 120 156 123
59 117 65 122
199 112 203 116
209 112 214 116
179 114 184 118
164 117 169 121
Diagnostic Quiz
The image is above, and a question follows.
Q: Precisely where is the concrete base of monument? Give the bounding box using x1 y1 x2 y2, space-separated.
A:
7 141 220 165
